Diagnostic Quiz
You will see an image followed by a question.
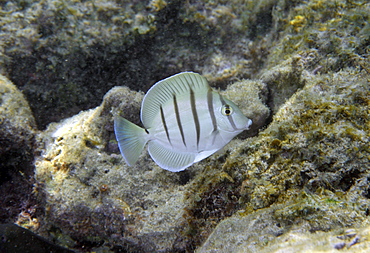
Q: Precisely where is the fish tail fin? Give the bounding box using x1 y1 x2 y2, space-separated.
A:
114 115 149 166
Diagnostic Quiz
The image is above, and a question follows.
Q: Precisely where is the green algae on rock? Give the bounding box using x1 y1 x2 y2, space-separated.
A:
198 193 370 252
196 67 370 252
239 68 370 210
265 0 370 74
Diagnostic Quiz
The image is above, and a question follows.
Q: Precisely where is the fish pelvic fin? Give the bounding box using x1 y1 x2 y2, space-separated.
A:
114 115 149 166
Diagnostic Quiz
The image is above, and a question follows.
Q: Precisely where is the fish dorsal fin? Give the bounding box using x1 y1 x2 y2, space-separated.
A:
141 72 209 127
148 141 196 172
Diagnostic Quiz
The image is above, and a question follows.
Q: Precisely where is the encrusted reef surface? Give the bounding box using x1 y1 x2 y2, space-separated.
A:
0 75 38 227
197 68 370 252
1 0 370 252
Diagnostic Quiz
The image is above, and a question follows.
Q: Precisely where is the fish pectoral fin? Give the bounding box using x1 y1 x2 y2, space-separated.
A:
114 116 149 166
148 142 196 172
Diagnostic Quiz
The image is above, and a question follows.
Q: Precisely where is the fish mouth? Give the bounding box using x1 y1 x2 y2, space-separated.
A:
224 119 252 132
243 119 253 130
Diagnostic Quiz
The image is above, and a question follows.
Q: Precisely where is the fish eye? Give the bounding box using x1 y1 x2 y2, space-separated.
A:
221 104 233 116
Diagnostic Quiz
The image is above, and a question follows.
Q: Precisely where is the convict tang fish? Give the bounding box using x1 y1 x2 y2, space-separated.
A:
114 72 252 172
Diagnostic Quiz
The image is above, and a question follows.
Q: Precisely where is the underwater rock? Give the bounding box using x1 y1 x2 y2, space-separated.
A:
198 203 370 252
0 0 173 128
0 223 74 253
32 77 268 251
2 0 369 252
0 74 36 149
0 0 279 129
262 226 370 252
259 52 314 114
0 74 38 224
198 67 370 251
34 86 186 251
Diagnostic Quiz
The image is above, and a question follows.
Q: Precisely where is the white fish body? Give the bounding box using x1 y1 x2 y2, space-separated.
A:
114 72 252 172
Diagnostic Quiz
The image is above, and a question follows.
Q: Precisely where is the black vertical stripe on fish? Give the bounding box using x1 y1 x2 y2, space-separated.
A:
219 95 238 131
227 113 238 131
160 105 171 145
207 88 218 133
173 94 186 147
190 88 201 147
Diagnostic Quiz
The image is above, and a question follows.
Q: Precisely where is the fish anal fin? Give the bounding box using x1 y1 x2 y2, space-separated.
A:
148 141 196 172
